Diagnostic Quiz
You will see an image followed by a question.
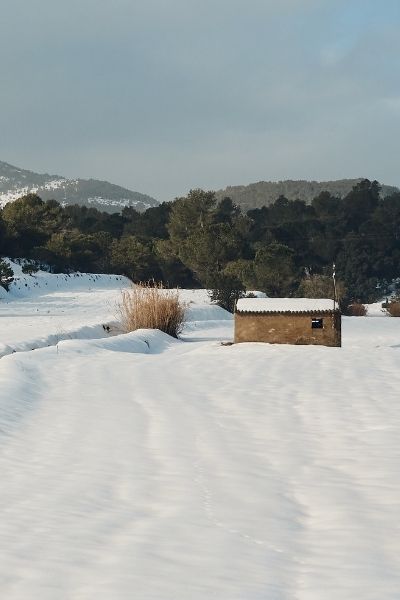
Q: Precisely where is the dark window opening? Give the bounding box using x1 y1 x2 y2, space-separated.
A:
312 318 324 329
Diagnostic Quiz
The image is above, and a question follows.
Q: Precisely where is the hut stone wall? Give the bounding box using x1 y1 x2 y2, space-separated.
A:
234 311 341 347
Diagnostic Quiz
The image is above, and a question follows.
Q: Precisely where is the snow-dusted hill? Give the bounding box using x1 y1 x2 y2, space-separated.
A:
0 160 158 213
1 269 400 599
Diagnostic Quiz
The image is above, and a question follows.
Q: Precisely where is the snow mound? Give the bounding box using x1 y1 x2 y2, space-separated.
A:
185 303 232 322
55 328 180 356
0 323 122 359
366 301 389 317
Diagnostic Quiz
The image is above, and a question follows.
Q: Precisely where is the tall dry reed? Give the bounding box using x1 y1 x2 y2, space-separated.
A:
118 283 186 338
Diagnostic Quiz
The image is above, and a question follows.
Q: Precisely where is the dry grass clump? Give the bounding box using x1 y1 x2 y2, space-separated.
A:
346 302 367 316
387 301 400 317
118 282 186 338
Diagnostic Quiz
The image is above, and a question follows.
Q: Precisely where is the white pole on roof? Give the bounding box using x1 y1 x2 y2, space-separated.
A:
332 262 337 311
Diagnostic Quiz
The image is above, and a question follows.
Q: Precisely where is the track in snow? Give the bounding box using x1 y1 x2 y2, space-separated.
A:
1 324 400 599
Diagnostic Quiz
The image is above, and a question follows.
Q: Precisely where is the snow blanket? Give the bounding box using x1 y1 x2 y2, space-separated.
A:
0 269 400 599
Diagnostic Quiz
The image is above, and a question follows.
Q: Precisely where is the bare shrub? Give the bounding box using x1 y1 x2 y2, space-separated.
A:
297 274 346 303
346 302 367 316
118 282 186 338
387 301 400 317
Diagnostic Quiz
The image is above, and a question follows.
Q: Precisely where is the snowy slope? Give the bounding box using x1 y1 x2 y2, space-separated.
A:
0 160 158 213
0 262 130 357
1 275 400 599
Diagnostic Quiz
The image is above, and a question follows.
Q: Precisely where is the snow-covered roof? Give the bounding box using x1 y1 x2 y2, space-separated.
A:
236 297 336 313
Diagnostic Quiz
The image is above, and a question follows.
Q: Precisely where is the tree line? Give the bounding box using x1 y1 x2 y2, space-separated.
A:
1 179 400 308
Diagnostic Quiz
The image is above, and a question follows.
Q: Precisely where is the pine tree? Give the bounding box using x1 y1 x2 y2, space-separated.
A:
0 259 14 291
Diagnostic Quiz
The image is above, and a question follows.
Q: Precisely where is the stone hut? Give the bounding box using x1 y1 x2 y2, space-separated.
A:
234 298 341 347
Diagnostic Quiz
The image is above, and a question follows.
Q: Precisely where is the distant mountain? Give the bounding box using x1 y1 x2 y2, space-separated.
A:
215 179 400 212
0 160 158 213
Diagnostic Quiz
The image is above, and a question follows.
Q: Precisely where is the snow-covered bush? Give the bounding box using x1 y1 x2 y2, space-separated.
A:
21 261 39 276
118 283 186 338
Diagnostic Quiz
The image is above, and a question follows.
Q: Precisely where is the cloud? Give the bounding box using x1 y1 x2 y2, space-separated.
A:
1 0 399 199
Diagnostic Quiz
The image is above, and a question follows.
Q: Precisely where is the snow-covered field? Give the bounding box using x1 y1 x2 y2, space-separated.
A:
1 266 400 599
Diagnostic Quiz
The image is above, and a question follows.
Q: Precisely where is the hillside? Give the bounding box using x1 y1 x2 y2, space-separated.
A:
0 160 159 213
216 178 400 211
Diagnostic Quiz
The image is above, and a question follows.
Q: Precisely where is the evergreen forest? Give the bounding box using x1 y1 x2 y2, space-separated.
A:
1 179 400 308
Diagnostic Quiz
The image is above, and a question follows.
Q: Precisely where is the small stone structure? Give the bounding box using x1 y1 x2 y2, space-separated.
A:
235 298 341 347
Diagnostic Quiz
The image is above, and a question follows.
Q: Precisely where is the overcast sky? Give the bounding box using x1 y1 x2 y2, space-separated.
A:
1 0 399 201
